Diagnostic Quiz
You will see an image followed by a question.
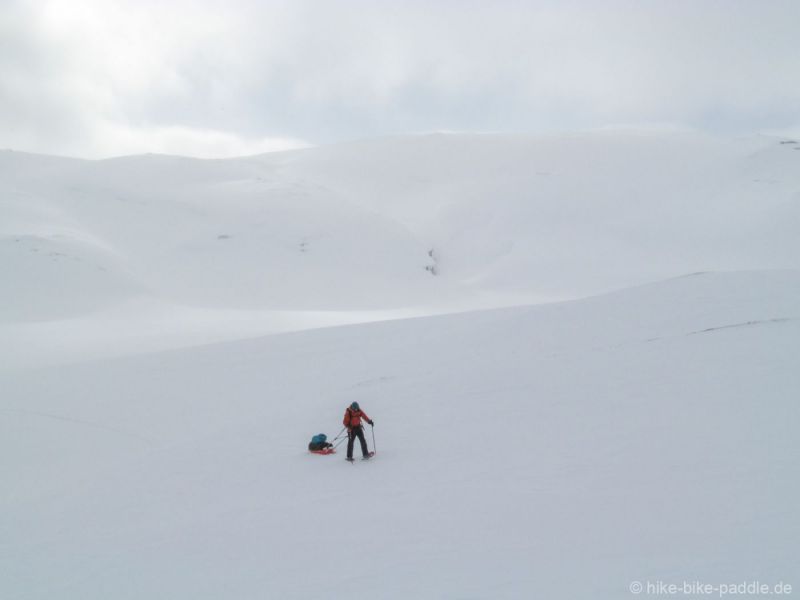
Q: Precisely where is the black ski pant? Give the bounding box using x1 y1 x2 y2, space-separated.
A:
347 426 369 458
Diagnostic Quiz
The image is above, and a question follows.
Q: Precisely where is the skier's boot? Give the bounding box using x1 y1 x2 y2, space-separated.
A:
346 457 355 463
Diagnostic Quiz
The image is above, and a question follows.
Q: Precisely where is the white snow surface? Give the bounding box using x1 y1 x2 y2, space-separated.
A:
3 132 800 598
3 131 800 365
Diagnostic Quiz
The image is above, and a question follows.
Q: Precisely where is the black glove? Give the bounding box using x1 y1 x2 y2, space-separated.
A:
368 419 374 426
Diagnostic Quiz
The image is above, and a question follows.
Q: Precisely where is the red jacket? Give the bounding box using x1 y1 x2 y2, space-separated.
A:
343 407 371 429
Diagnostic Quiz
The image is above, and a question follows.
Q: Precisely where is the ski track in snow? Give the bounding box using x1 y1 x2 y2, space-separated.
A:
1 408 157 444
687 317 794 335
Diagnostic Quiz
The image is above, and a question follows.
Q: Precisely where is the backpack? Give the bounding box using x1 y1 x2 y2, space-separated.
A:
311 433 327 445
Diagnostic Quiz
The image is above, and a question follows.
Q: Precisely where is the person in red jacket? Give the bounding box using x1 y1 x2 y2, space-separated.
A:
343 401 374 461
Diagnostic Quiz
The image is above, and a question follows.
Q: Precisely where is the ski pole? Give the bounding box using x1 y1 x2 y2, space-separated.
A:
370 423 376 455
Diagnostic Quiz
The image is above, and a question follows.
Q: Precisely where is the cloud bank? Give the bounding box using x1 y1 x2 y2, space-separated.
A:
2 0 799 158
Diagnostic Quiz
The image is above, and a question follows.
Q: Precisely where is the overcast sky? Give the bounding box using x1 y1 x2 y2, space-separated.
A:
2 0 799 158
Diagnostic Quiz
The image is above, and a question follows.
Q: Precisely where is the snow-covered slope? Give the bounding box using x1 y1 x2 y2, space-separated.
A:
281 132 800 297
3 270 798 599
3 132 800 365
3 133 799 597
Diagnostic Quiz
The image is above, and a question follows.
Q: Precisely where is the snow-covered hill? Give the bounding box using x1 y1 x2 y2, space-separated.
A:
3 270 799 598
3 132 800 365
3 133 800 598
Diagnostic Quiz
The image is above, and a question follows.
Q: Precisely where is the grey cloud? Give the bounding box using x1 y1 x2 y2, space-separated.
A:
1 0 799 158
